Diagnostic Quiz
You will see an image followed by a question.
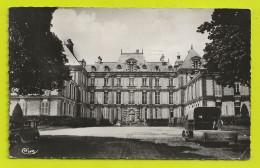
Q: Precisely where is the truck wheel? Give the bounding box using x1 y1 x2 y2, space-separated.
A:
182 130 189 142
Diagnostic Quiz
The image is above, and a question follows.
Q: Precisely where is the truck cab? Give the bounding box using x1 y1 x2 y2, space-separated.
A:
9 119 40 144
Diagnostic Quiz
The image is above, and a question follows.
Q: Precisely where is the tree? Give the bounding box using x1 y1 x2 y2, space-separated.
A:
9 7 71 95
197 9 251 87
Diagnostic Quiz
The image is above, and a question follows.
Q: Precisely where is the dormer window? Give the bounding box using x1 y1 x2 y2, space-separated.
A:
104 66 110 71
192 57 201 69
193 60 199 68
168 66 173 71
117 65 122 69
126 58 137 72
91 66 96 72
142 65 147 69
155 66 160 71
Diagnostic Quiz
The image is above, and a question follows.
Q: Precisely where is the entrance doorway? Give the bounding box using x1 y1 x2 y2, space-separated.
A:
241 104 249 117
129 110 135 121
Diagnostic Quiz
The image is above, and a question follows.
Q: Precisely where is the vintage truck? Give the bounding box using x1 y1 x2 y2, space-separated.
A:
182 107 238 143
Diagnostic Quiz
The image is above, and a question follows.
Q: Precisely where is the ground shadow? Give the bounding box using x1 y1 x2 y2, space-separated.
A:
10 135 215 159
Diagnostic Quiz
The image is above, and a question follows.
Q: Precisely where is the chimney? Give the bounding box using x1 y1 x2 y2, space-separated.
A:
80 59 86 67
177 52 180 59
98 56 102 64
136 49 139 53
65 39 75 56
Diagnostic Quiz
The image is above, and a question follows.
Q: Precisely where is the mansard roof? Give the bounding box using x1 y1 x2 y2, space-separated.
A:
85 50 174 72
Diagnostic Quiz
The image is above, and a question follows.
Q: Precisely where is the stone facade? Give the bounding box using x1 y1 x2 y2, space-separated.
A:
9 41 251 123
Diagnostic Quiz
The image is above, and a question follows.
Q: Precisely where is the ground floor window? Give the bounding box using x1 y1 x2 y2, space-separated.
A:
41 101 49 115
170 109 174 118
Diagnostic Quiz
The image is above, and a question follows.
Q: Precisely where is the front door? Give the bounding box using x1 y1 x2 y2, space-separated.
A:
129 110 135 121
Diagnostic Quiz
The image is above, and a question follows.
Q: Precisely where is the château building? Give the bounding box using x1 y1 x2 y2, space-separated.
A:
9 40 251 123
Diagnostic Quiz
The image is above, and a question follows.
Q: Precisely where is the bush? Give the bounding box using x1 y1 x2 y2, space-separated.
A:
11 103 23 121
22 115 96 128
146 119 169 126
221 115 251 126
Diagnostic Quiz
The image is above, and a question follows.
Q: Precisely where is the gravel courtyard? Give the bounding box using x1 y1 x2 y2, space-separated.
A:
10 126 250 159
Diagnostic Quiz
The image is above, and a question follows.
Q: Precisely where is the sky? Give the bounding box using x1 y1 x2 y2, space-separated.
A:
51 8 214 65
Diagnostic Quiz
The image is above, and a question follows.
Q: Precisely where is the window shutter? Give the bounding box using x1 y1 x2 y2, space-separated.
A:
114 92 116 104
147 92 150 104
114 78 117 86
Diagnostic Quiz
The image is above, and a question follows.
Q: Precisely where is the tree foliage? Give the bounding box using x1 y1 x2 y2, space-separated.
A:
9 7 71 95
197 9 251 87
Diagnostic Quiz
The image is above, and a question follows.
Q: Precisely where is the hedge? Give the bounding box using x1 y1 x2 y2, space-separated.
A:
98 119 113 126
221 115 250 126
146 119 169 126
22 115 97 128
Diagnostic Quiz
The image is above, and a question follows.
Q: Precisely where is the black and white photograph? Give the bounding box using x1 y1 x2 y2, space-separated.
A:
9 7 251 159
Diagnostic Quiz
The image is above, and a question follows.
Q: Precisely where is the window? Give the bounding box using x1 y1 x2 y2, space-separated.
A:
155 78 160 86
103 108 109 119
117 78 121 86
117 65 122 69
129 92 135 104
68 104 70 115
129 78 134 86
142 65 147 69
129 64 133 71
41 101 49 115
145 109 147 119
73 86 76 100
155 109 158 118
155 66 160 71
169 92 173 104
93 109 97 118
91 66 96 72
63 102 66 115
168 66 173 71
104 66 110 71
142 92 147 104
155 92 160 104
104 78 109 86
215 83 222 96
234 83 240 95
170 109 174 118
69 84 72 98
116 92 121 104
193 60 199 68
142 78 147 86
104 92 108 104
90 78 95 86
169 78 173 86
90 92 94 104
216 102 222 108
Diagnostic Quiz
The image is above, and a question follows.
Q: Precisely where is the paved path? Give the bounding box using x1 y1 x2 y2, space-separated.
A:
39 127 183 139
